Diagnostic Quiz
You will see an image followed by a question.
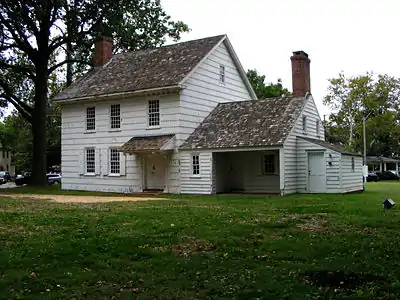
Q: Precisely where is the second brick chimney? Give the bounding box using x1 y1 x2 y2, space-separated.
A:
93 36 113 67
290 51 311 97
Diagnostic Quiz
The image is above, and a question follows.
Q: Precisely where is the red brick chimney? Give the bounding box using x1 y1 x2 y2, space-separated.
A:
290 51 311 97
93 36 113 67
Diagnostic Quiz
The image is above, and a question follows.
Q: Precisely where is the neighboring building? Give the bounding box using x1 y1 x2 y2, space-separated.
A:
0 145 15 175
54 35 363 195
367 156 399 175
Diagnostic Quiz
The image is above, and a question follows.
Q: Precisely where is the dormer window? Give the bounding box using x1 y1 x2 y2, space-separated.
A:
219 64 225 83
302 115 307 133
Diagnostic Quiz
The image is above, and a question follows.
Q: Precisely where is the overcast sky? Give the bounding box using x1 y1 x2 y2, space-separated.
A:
162 0 399 117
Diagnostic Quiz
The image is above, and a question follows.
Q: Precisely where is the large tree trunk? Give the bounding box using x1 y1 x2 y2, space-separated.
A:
31 62 49 186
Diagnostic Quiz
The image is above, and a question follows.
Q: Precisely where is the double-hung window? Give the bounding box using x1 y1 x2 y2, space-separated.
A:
148 100 160 127
192 155 200 175
110 149 120 174
85 148 95 174
86 107 95 131
110 104 121 129
263 154 275 174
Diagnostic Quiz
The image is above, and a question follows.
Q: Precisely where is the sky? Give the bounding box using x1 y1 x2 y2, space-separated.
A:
162 0 400 118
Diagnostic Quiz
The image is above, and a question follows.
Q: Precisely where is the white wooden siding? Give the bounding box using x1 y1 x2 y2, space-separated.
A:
180 151 213 194
61 94 179 193
341 155 363 192
178 41 253 146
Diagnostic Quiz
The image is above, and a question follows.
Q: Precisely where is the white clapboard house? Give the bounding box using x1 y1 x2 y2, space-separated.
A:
54 35 363 195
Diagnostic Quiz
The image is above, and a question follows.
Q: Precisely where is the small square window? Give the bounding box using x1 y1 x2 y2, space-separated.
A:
192 155 200 175
316 120 320 136
263 154 275 174
302 116 307 133
148 100 160 127
110 104 121 129
85 148 95 174
110 149 120 174
219 65 225 83
86 107 95 131
351 157 355 172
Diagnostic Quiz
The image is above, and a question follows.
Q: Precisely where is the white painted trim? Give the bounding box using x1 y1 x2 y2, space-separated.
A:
279 148 285 192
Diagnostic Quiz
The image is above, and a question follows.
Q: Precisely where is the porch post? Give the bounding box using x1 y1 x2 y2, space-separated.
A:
279 148 285 195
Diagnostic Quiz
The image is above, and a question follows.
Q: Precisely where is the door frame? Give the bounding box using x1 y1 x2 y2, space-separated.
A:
306 150 326 193
142 153 169 192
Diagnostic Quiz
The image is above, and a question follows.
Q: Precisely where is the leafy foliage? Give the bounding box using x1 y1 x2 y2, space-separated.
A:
246 69 290 99
323 72 400 157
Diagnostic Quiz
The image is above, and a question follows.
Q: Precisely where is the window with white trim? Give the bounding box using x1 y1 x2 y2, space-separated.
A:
110 149 120 174
351 157 355 171
263 154 275 174
302 115 307 133
110 104 121 129
192 155 200 175
85 148 95 174
86 107 95 131
148 100 160 127
316 120 320 136
219 64 225 83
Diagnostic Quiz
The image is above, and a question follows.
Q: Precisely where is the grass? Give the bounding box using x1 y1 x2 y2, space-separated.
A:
1 182 400 299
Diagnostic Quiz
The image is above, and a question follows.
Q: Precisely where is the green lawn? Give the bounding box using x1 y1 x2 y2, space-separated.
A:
1 183 400 299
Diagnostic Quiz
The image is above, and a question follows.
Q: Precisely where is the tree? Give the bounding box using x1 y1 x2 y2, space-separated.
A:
0 0 189 185
323 72 400 157
246 69 290 99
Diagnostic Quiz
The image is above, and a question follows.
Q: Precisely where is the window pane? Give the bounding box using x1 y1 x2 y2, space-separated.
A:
219 65 225 82
110 149 120 174
86 148 95 173
148 100 160 127
192 155 200 175
110 104 121 129
263 155 275 174
86 107 95 131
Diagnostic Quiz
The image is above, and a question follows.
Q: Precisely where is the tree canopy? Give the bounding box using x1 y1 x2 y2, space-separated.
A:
0 0 189 184
323 72 400 157
246 69 290 99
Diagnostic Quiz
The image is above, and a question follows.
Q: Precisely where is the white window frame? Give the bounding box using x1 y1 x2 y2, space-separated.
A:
262 154 277 175
110 104 121 130
148 100 160 128
85 148 95 174
316 120 320 137
219 64 225 83
192 154 200 176
86 107 96 132
109 148 120 175
302 115 307 133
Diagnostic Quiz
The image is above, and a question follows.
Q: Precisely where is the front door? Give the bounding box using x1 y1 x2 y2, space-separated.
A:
308 152 326 193
145 155 166 191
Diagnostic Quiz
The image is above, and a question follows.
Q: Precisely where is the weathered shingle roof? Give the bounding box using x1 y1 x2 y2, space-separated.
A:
54 35 225 101
366 156 400 163
180 96 306 149
119 134 174 153
299 137 362 156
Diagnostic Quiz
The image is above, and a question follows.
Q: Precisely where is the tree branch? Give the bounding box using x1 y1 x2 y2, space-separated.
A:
49 58 91 74
0 93 32 122
0 78 33 117
0 60 35 79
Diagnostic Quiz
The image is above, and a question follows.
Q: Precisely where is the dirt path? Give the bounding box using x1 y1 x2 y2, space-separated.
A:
0 193 165 203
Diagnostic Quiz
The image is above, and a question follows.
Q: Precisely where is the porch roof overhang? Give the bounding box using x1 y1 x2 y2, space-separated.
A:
366 156 400 164
119 134 175 154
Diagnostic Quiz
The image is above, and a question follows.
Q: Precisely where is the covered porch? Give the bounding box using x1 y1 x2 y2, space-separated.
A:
213 148 284 194
119 134 176 192
367 156 400 175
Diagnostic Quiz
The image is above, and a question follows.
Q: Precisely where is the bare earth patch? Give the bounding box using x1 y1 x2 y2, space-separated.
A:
0 193 164 203
155 237 216 257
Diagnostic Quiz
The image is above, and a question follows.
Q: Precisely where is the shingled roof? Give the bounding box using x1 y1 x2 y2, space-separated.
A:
180 96 306 149
54 35 225 101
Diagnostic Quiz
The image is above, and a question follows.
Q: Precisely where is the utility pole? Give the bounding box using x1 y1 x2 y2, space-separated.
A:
363 116 367 166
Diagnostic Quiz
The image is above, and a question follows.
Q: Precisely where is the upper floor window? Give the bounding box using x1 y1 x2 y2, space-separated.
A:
316 120 320 136
302 116 307 133
192 154 200 175
263 154 275 174
219 64 225 83
86 107 95 131
351 157 355 172
110 149 120 174
148 100 160 127
110 104 121 129
85 148 95 174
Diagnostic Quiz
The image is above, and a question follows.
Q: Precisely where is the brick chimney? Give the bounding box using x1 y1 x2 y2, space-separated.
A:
290 51 311 97
93 36 113 67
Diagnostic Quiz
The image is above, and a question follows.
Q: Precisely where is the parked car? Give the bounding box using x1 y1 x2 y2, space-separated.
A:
15 172 31 186
376 171 399 181
47 173 62 184
0 176 6 184
367 173 380 182
0 171 11 183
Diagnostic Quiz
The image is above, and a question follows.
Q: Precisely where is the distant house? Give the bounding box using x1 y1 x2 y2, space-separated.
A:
367 156 399 175
54 35 363 195
0 144 15 175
